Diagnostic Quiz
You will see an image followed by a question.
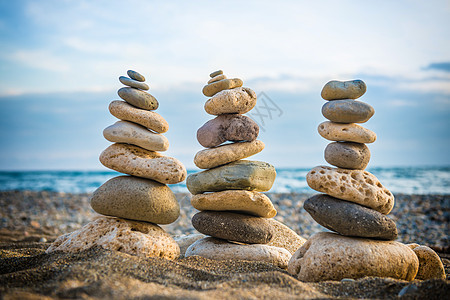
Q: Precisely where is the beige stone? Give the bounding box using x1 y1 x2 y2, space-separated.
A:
204 87 257 115
318 121 376 143
90 176 179 224
191 190 276 218
210 70 223 78
46 216 180 260
99 143 186 184
109 101 169 133
408 244 446 280
185 237 291 269
202 78 243 97
288 232 419 282
321 80 367 100
119 76 149 90
173 234 206 258
127 70 145 82
194 140 265 169
306 166 394 214
324 142 371 170
266 219 307 254
118 87 158 111
208 74 227 84
103 121 169 152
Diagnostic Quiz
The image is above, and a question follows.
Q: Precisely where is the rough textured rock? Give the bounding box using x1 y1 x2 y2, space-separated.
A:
118 87 158 110
197 114 259 148
210 70 223 78
408 244 446 280
191 190 276 218
288 232 419 282
322 100 374 123
90 176 179 224
208 74 226 84
99 143 186 184
192 211 273 244
202 78 243 97
103 121 169 151
324 142 371 170
46 216 180 260
306 166 394 214
194 140 265 169
304 194 397 240
321 80 367 100
185 237 291 269
109 101 169 133
173 233 206 258
318 121 376 143
119 76 149 90
127 70 145 82
266 219 307 254
186 160 276 195
205 87 257 115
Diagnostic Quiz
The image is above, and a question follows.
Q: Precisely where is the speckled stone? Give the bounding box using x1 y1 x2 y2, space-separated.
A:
196 114 259 148
208 74 227 84
118 87 158 111
408 244 446 280
90 175 179 224
288 232 419 282
210 70 223 78
322 100 374 123
318 121 376 143
173 234 206 258
204 87 257 115
304 194 398 240
127 70 145 82
324 142 371 170
321 80 367 100
266 219 307 254
202 78 243 97
119 76 149 90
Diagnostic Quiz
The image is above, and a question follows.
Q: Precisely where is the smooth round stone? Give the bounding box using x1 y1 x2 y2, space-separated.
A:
322 100 374 123
202 78 243 97
194 140 265 169
192 211 274 244
46 216 180 260
306 166 394 214
173 234 206 258
109 101 169 133
118 87 158 110
408 244 446 280
265 219 307 254
119 76 149 90
321 80 367 100
304 194 398 240
186 160 276 195
318 121 376 143
90 176 179 224
208 74 226 84
205 87 257 115
324 142 370 170
191 190 276 218
288 232 418 282
103 121 169 152
210 70 223 78
185 237 291 269
127 70 145 82
99 143 187 184
197 114 259 148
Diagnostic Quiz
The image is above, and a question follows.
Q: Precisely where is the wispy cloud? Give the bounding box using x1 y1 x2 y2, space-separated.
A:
425 62 450 72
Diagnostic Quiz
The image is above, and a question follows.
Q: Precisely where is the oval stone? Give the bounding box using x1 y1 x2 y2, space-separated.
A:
266 219 307 254
324 142 371 170
192 211 274 244
408 244 446 280
173 234 206 258
202 78 243 97
197 114 259 148
210 70 223 78
127 70 145 82
208 74 226 84
306 166 394 214
119 76 149 90
186 160 276 195
99 143 187 184
322 100 374 123
103 121 169 151
287 232 419 282
318 121 376 143
205 87 257 115
321 80 367 100
90 176 179 224
304 194 398 240
109 101 169 133
185 237 291 269
118 87 158 110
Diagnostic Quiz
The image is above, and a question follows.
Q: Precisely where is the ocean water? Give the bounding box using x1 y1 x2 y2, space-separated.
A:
0 167 449 194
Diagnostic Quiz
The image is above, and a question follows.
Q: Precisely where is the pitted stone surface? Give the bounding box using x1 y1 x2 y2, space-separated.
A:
204 87 257 115
318 121 376 143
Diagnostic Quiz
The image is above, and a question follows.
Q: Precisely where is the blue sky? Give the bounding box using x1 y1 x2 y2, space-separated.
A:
0 0 449 170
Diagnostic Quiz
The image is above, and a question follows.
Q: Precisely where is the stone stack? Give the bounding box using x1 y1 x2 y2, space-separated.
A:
184 70 306 269
288 80 419 281
47 70 186 260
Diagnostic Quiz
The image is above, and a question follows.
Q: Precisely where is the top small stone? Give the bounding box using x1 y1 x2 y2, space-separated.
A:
321 80 367 101
210 70 223 78
127 70 145 82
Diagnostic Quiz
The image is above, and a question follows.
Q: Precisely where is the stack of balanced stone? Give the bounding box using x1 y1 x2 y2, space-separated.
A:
184 70 306 268
288 80 420 281
47 70 186 260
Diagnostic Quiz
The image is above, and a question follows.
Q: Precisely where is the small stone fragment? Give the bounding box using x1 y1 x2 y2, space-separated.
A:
324 141 371 170
119 76 149 90
127 70 145 82
408 244 446 280
266 219 307 254
322 100 374 123
210 70 223 78
321 80 367 100
173 234 206 258
208 74 227 84
202 78 243 97
118 87 159 110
